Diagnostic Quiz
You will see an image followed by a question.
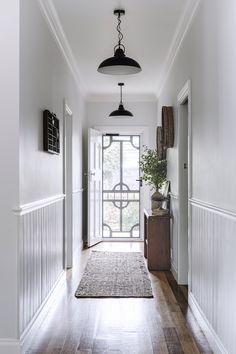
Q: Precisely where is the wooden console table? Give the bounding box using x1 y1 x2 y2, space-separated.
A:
144 209 170 271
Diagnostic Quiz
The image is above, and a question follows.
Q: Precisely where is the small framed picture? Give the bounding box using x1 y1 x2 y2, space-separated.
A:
161 181 170 198
159 181 170 209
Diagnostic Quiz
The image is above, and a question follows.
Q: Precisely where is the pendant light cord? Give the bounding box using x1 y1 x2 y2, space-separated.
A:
114 12 125 54
117 13 123 48
120 84 123 105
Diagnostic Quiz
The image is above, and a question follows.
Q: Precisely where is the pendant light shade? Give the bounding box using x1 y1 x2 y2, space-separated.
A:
98 10 141 75
109 83 133 118
98 48 141 75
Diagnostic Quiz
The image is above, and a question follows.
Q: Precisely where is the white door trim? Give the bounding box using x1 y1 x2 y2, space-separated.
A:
177 80 192 287
177 80 192 198
94 125 150 240
87 128 103 247
63 101 73 269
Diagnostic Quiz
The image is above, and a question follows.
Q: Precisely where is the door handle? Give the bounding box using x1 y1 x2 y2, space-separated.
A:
136 178 143 187
84 171 95 176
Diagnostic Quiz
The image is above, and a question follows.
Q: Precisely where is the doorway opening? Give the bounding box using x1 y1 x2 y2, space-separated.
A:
177 80 191 285
63 102 73 269
87 126 149 247
102 134 141 239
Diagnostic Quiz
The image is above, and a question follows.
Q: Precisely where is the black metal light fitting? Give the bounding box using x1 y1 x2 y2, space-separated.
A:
109 83 133 118
98 9 142 75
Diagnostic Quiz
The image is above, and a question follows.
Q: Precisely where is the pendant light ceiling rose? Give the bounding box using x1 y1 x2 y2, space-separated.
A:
109 83 133 118
113 9 125 16
97 9 142 75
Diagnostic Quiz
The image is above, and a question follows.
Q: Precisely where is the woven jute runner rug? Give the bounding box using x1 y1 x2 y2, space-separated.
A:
75 251 153 298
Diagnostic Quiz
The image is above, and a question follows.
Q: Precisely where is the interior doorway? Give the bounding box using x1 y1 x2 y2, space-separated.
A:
63 102 73 269
177 80 191 285
102 134 141 239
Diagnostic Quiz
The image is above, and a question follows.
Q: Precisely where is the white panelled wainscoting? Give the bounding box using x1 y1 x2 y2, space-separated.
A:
72 189 83 255
189 199 236 354
170 193 235 353
169 194 179 280
14 195 65 340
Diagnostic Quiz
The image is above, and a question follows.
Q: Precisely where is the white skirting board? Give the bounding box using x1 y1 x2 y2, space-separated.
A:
171 263 178 282
189 292 227 354
169 194 179 274
0 339 21 354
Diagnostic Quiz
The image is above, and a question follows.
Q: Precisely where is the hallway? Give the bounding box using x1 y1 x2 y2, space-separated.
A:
2 1 236 353
23 243 212 354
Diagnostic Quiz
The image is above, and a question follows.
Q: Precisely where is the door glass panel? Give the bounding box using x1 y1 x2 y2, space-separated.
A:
103 141 120 190
102 135 140 238
103 201 120 232
112 136 131 141
122 202 139 232
123 140 140 191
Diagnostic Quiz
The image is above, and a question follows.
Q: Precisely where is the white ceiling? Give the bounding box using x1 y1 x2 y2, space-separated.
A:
51 0 192 101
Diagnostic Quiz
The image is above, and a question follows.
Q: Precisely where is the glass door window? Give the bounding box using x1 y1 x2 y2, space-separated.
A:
102 135 140 238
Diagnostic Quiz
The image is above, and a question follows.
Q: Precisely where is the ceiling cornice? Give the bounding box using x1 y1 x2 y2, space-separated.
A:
156 0 201 98
37 0 87 98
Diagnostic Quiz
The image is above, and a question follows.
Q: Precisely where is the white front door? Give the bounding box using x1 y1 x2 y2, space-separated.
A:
87 128 103 247
102 134 141 239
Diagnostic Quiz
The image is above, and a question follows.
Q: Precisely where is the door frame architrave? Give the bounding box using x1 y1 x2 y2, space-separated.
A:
177 80 192 286
63 101 73 269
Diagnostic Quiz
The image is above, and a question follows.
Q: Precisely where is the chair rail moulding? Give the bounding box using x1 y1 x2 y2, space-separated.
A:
190 197 236 219
13 194 65 216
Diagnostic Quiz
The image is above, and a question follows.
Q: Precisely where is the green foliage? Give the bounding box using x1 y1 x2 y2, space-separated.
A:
139 147 167 191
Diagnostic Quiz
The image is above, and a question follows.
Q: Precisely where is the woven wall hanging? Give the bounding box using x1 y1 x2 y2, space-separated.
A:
162 106 174 148
156 126 166 160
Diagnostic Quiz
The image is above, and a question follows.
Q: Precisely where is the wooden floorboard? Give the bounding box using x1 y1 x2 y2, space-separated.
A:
22 242 213 354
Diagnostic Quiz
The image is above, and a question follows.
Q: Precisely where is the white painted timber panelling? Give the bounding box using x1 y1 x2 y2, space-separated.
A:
170 194 179 274
73 189 83 254
190 201 236 354
19 198 64 335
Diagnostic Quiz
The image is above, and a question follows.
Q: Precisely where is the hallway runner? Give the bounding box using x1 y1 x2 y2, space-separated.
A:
75 251 153 298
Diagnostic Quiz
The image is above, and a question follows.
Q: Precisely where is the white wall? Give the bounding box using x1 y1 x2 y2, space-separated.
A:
15 0 85 343
158 0 236 352
86 101 157 148
20 0 84 205
20 0 85 250
0 1 21 353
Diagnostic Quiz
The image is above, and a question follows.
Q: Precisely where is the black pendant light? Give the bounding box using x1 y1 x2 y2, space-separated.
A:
109 83 133 118
98 9 142 75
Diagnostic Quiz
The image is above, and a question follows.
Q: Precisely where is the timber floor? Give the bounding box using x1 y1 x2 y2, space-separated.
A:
23 242 213 354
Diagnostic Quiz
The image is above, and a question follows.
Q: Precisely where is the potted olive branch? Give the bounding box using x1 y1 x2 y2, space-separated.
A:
139 146 167 210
